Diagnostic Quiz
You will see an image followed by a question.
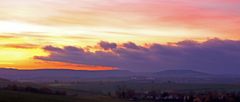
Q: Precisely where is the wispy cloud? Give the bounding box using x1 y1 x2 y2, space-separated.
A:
0 35 16 39
0 0 239 38
1 43 38 49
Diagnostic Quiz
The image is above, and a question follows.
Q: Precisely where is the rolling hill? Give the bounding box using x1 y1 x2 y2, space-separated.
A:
0 68 238 83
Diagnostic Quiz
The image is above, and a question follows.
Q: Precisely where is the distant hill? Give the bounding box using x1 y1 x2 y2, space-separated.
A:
0 68 134 82
0 68 239 83
154 70 211 77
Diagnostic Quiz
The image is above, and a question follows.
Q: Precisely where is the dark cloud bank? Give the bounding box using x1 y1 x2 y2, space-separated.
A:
35 38 240 74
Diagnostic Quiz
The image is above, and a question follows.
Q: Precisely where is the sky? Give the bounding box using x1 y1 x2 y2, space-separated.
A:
0 0 240 74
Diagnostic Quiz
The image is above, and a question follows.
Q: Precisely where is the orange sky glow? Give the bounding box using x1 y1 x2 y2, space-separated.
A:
0 0 240 70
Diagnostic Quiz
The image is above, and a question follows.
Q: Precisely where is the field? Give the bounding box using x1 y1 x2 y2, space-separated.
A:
0 90 129 102
48 81 240 94
1 80 240 102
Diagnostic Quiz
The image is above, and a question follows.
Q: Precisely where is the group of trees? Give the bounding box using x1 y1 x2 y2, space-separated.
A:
1 84 66 95
113 87 240 102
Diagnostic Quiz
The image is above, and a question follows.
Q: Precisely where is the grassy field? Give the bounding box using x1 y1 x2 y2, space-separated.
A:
49 81 240 94
1 80 240 102
0 90 129 102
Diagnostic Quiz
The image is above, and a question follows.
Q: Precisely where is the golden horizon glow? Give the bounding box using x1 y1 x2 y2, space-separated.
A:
0 0 239 70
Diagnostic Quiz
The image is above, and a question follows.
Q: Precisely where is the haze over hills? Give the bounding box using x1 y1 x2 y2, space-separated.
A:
154 70 211 77
0 68 239 83
0 68 133 81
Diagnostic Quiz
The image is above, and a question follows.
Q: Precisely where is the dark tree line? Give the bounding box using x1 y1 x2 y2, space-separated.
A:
1 84 66 95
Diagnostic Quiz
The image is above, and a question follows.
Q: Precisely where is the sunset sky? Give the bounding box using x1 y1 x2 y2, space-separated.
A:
0 0 240 73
